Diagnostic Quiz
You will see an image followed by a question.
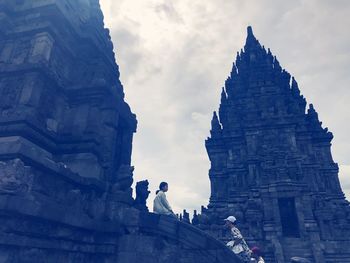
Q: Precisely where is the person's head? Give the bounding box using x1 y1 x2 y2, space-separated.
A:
156 182 168 194
251 247 261 258
224 216 236 229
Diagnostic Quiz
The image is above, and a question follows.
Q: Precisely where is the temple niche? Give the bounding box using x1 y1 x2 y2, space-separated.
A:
197 27 350 263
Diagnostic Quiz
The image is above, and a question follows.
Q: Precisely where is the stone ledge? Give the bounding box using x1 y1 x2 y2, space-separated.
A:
0 195 121 232
0 233 116 254
0 136 106 191
135 212 239 261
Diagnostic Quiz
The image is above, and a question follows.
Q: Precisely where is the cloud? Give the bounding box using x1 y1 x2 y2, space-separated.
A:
111 28 142 79
100 0 350 215
154 1 183 24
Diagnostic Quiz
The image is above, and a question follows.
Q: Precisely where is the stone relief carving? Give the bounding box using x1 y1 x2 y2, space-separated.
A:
0 159 33 195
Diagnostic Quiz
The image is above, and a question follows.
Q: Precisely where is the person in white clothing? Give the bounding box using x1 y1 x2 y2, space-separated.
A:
153 182 177 218
225 216 251 263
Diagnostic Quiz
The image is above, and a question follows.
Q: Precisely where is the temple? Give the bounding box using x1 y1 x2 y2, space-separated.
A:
0 1 239 262
197 27 350 262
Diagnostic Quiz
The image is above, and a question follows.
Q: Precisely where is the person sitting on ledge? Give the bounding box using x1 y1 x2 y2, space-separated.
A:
225 216 251 263
250 246 265 263
153 182 177 219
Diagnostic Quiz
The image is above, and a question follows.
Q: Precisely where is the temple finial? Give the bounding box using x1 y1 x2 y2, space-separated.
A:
247 26 253 37
245 26 261 51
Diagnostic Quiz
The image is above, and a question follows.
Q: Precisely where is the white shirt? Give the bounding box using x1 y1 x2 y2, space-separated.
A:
153 190 173 215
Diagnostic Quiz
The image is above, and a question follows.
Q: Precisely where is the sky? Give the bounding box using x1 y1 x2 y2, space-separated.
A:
99 0 350 215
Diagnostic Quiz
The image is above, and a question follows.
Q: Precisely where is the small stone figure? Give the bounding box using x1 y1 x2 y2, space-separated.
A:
182 209 190 223
192 210 199 226
134 180 151 212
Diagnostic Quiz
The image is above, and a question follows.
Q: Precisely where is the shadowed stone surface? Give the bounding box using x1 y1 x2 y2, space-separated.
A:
0 0 239 262
197 27 350 263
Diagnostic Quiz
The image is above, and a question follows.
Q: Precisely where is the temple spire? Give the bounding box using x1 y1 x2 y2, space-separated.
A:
202 27 347 263
247 26 254 37
307 104 320 122
244 26 261 51
291 77 301 96
210 111 222 137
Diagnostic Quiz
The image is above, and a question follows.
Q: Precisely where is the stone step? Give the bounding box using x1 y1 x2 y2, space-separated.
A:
284 252 314 256
282 249 313 253
284 256 315 262
282 244 315 262
262 252 276 263
325 254 350 263
281 239 310 245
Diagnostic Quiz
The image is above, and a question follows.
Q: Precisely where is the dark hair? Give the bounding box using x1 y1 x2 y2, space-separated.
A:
156 182 168 194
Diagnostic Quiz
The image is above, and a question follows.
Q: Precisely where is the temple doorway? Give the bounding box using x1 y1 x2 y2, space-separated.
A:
278 198 300 237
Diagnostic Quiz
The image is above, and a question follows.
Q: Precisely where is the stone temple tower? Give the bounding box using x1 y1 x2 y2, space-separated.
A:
198 27 350 263
0 1 241 262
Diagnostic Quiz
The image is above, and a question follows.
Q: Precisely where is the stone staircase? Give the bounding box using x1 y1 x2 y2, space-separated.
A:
281 238 315 263
263 251 276 262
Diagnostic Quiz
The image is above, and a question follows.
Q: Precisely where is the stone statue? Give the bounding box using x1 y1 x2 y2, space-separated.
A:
182 210 190 223
192 210 199 226
134 180 150 212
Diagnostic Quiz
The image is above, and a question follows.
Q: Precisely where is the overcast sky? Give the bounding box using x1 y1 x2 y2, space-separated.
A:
99 0 350 215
